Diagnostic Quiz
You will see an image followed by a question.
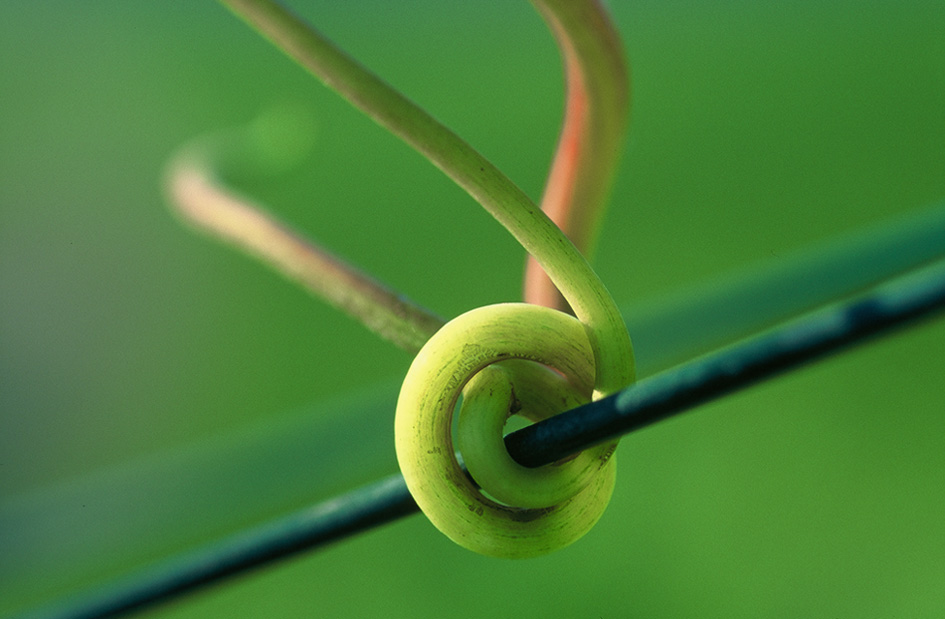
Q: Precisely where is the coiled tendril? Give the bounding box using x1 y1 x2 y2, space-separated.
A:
396 303 624 558
212 0 635 558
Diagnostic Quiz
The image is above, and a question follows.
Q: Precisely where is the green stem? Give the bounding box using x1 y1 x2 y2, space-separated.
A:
525 0 629 311
218 0 634 394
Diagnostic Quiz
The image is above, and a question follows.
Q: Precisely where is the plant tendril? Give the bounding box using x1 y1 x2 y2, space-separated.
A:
214 0 635 556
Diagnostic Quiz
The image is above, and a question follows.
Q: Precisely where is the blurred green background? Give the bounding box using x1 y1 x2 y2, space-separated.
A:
1 0 944 617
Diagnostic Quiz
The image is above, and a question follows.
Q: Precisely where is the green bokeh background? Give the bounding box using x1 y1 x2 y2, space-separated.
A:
1 1 944 617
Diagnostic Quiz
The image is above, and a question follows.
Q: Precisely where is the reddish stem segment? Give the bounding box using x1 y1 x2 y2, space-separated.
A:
525 0 629 312
166 155 444 353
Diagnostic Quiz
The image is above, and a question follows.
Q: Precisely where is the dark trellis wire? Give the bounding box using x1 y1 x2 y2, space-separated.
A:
22 257 945 619
506 256 945 466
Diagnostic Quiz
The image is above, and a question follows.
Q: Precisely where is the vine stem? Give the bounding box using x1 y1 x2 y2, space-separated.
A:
166 145 443 354
525 0 629 312
219 0 634 394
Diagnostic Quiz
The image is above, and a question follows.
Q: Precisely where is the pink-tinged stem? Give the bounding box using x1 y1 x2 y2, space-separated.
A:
166 155 444 354
525 0 630 312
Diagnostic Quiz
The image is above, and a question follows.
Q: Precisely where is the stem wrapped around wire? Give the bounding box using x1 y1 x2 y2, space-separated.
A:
396 304 618 557
185 0 635 557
